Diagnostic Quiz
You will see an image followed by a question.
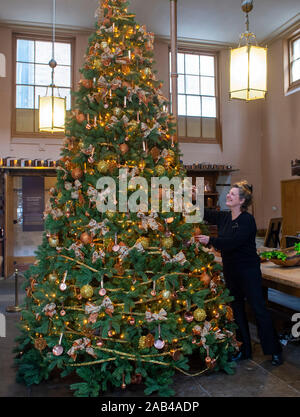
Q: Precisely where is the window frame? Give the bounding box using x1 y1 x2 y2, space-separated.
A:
12 32 75 139
168 47 221 144
288 31 300 92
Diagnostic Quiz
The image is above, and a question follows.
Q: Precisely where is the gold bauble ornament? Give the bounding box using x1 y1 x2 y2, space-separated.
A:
162 290 171 299
155 165 165 176
106 211 115 219
161 236 173 249
48 272 58 283
97 160 109 174
48 235 59 247
113 107 122 117
136 236 150 249
80 284 94 298
139 336 147 349
101 41 108 49
193 308 207 322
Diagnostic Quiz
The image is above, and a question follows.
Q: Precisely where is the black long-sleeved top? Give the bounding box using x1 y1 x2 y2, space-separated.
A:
204 209 261 268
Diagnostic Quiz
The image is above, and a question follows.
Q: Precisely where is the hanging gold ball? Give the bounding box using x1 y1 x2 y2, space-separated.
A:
161 236 173 249
97 160 109 174
101 41 108 49
155 165 165 176
48 235 59 247
193 308 207 322
80 284 94 298
48 272 58 283
113 107 122 117
136 236 150 249
139 336 147 349
162 290 171 299
106 211 115 219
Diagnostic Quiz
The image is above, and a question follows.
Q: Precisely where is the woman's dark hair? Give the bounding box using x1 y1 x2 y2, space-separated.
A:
232 180 253 211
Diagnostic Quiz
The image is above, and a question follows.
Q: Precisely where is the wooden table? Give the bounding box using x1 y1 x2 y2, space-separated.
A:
260 261 300 299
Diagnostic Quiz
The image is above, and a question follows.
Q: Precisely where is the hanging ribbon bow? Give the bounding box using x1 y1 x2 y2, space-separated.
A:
145 308 167 322
88 219 109 237
137 211 159 231
92 249 105 264
68 242 84 260
67 337 96 361
42 303 57 317
161 250 187 266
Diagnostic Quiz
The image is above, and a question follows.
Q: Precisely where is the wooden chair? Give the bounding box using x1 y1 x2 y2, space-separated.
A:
264 217 282 248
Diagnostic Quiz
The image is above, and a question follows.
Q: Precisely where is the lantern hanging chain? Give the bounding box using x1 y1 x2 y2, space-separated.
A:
52 0 55 60
239 4 257 47
49 0 57 94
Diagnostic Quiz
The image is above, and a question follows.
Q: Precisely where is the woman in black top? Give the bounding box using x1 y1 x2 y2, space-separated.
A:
196 180 283 365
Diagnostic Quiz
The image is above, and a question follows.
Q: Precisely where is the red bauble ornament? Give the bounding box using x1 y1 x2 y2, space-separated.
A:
200 272 211 287
71 167 83 180
80 232 92 245
75 112 85 123
119 143 129 155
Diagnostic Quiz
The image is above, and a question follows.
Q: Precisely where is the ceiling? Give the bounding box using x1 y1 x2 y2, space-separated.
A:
0 0 299 45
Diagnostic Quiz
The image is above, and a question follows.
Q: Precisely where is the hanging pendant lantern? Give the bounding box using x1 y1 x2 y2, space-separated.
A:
39 0 66 132
229 1 267 101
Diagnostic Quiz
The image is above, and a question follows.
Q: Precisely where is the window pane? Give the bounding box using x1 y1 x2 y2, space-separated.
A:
200 76 215 96
291 59 300 83
177 53 185 73
178 94 186 116
54 43 71 65
187 95 201 116
178 116 186 136
58 88 71 110
16 108 34 132
35 64 52 86
185 54 199 75
200 55 215 76
292 38 300 61
35 41 53 64
16 85 34 108
16 63 34 85
202 96 216 118
54 66 71 87
17 39 34 62
202 117 216 138
187 117 201 137
35 86 48 109
178 74 185 94
186 75 199 95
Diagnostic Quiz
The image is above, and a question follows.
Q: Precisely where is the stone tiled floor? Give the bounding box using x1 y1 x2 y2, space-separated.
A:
0 275 299 398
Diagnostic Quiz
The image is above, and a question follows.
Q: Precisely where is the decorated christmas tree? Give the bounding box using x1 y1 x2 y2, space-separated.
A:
15 0 239 397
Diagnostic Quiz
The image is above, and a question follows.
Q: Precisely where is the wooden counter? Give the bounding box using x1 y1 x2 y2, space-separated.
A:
260 261 300 298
